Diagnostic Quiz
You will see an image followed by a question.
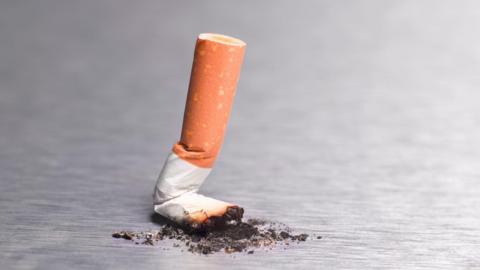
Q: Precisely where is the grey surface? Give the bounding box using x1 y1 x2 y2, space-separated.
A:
1 0 480 269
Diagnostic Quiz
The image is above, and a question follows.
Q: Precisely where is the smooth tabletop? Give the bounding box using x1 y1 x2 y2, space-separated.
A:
1 1 480 269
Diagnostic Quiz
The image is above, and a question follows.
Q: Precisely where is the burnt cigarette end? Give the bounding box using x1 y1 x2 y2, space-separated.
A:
183 205 245 233
225 206 244 221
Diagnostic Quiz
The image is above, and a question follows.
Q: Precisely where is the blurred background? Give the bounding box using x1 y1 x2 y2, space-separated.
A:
1 1 479 269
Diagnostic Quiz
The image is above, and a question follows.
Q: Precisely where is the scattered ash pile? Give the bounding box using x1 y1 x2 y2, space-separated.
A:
112 218 316 254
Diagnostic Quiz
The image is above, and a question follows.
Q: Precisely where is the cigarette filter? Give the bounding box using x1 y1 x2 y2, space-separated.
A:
153 33 246 226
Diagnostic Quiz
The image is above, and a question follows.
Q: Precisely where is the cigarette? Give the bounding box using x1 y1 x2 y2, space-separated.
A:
153 33 246 227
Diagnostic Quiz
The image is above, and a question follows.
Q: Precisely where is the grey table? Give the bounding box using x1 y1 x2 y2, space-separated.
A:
1 1 480 269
